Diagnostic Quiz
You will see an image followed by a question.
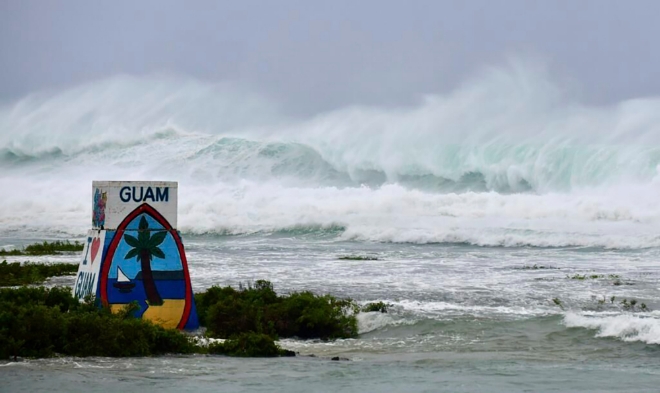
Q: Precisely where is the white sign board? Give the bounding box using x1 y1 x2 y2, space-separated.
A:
73 230 105 300
92 181 178 230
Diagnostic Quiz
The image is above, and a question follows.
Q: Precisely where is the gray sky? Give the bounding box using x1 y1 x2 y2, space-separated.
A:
1 0 659 115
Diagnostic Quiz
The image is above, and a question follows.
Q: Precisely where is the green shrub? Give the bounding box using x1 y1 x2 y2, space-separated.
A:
0 286 81 311
196 280 358 341
362 301 390 313
515 264 559 270
0 260 79 286
61 303 197 357
25 241 84 254
0 286 198 360
0 249 23 256
0 241 83 256
266 292 358 339
208 332 294 357
0 281 356 360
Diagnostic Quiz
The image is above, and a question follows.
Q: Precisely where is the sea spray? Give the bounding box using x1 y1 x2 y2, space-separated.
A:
2 64 660 190
1 63 660 247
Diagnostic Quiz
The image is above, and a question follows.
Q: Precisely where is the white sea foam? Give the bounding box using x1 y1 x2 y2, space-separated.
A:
392 299 551 318
0 75 284 157
1 170 659 249
356 311 415 334
1 62 660 248
175 179 660 249
357 312 393 334
563 312 660 345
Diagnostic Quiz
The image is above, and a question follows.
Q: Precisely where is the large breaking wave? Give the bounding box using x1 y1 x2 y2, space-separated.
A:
2 61 660 247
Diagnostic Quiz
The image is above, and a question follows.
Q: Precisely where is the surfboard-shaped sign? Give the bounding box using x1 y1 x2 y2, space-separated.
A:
74 181 199 330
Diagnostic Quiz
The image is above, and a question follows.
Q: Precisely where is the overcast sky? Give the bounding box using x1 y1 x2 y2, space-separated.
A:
1 0 659 114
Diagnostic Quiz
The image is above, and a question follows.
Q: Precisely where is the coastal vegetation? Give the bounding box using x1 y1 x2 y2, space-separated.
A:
338 255 378 261
361 301 391 313
0 261 78 286
517 267 630 287
207 333 295 357
195 280 359 340
515 264 560 270
617 298 648 311
566 273 620 280
551 295 651 312
563 273 630 286
0 240 84 256
0 286 197 360
0 275 360 359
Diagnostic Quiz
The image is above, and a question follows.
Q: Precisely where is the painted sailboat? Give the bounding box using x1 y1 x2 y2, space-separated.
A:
113 266 136 292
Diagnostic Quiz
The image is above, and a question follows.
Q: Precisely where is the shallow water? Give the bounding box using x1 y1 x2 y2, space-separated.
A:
3 235 660 392
3 341 660 393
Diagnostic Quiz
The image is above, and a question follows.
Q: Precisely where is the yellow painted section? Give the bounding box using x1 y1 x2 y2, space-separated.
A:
142 299 186 329
110 303 131 314
110 299 186 329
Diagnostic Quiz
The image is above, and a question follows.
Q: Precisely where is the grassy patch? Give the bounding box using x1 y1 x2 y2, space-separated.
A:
0 261 79 286
0 241 84 256
515 264 560 270
0 286 198 360
566 273 620 280
195 280 359 341
618 298 650 311
552 297 564 310
551 295 651 312
208 333 295 357
0 281 340 359
2 279 360 359
362 301 391 313
337 255 378 261
0 284 308 360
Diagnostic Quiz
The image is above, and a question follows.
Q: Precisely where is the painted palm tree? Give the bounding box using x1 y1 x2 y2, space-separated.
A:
124 216 167 305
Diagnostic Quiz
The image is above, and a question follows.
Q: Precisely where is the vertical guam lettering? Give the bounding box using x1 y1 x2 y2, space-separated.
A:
74 271 97 300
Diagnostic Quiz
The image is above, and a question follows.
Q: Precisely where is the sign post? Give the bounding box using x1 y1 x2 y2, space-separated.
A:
73 181 199 330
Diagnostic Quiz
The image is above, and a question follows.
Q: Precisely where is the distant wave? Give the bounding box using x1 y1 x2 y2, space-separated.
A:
1 64 660 193
1 133 659 193
2 63 660 248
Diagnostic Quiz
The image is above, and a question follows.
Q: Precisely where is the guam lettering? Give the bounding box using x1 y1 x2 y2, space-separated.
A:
119 186 169 203
74 271 97 299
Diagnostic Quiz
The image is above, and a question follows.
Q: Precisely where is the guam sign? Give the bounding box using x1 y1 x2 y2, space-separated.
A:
74 181 199 330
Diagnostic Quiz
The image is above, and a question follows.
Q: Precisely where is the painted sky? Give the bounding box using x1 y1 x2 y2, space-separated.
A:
1 0 659 114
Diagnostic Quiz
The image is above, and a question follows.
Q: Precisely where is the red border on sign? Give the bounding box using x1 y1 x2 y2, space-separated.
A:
99 203 193 330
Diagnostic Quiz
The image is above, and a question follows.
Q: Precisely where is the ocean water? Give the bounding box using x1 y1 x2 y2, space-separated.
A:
3 67 660 392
